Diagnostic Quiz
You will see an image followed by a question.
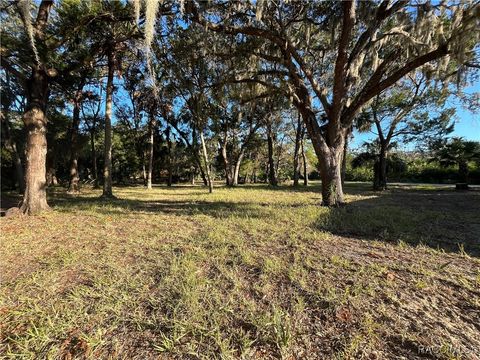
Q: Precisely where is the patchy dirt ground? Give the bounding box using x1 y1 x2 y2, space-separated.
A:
1 183 479 359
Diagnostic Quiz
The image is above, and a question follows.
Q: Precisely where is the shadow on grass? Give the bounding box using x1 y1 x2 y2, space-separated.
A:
239 183 322 193
48 183 480 257
49 182 324 219
315 188 480 257
50 195 280 220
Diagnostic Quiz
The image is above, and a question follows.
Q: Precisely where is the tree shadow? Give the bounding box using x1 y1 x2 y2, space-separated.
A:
50 194 280 219
0 192 23 216
49 182 325 218
314 187 480 257
46 183 480 256
239 183 322 193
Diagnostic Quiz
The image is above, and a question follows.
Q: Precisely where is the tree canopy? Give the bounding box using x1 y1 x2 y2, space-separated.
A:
1 0 479 213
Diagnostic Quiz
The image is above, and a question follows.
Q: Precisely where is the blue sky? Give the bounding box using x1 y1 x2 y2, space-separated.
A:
350 82 480 150
109 74 479 151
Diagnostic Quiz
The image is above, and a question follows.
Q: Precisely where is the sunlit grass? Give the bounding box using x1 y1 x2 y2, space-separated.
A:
1 183 479 358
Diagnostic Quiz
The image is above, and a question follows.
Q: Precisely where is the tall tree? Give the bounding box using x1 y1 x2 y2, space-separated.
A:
356 75 455 190
81 83 103 189
102 43 115 197
84 2 140 198
1 0 55 214
66 78 86 193
189 0 480 205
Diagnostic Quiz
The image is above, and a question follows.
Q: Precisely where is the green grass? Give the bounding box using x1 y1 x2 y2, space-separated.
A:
1 183 479 359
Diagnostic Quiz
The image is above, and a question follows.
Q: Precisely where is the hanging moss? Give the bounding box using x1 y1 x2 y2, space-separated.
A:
18 0 40 65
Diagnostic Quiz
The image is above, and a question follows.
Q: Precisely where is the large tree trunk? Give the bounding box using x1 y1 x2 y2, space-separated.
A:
293 113 302 186
14 1 53 214
266 123 278 186
146 115 154 190
373 144 388 191
20 66 50 215
67 86 83 194
2 109 25 193
300 110 345 205
318 144 345 206
102 46 114 198
200 132 213 193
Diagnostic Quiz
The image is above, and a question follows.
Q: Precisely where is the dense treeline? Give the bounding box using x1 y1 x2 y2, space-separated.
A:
346 151 480 184
3 116 480 189
1 0 479 214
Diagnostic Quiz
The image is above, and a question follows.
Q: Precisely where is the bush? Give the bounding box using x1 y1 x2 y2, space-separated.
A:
344 153 480 184
345 166 373 181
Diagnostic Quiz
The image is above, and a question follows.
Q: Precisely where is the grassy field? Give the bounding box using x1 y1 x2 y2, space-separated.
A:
1 183 479 359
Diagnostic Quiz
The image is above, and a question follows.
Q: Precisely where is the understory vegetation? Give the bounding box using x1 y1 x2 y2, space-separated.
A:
345 153 480 184
1 184 479 359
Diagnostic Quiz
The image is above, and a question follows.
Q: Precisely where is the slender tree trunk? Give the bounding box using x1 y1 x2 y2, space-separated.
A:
275 135 285 178
146 115 154 190
373 144 388 191
220 139 232 186
67 86 83 194
2 111 25 193
191 126 208 186
200 132 213 193
46 150 57 186
266 123 278 186
301 130 308 186
191 168 196 185
293 113 302 186
20 66 50 215
13 144 25 193
90 130 99 188
187 149 206 185
166 126 173 186
102 46 114 198
232 150 245 186
195 153 208 186
141 150 147 186
341 135 348 188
